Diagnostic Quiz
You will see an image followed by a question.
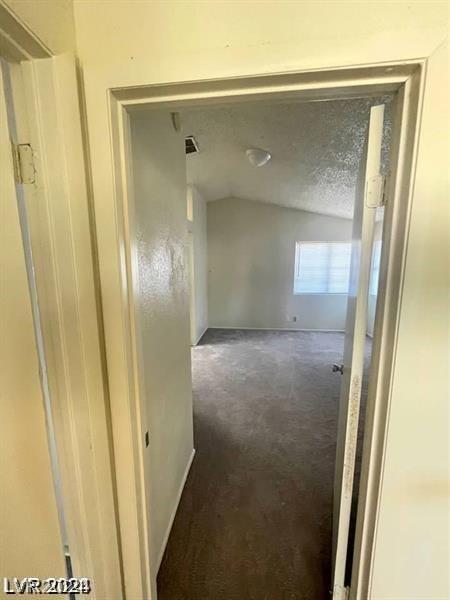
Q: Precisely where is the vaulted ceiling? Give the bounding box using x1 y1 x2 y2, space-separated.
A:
182 96 393 219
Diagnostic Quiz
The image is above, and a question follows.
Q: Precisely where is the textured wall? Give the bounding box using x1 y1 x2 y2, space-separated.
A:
208 197 352 330
130 110 194 571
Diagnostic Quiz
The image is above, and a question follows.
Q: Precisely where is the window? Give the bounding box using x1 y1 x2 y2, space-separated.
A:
186 187 193 222
369 240 382 295
293 241 352 294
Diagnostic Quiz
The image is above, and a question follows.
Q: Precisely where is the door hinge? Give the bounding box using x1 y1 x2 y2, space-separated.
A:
12 143 36 184
365 173 386 208
332 584 350 600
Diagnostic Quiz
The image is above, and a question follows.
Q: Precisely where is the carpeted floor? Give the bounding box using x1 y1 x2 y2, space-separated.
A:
157 329 370 600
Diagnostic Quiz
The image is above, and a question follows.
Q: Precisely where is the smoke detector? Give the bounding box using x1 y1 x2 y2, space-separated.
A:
246 148 271 167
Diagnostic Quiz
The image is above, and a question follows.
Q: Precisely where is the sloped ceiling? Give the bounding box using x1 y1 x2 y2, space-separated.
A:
182 96 392 219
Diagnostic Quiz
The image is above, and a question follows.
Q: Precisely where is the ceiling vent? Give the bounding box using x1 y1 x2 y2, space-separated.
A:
185 135 199 154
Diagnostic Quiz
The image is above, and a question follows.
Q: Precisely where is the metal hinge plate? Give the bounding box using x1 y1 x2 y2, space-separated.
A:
332 584 350 600
12 143 36 184
365 174 386 208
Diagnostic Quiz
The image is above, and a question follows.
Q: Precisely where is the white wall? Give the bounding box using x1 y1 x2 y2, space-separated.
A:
208 197 352 330
188 185 208 344
130 111 194 571
74 2 449 596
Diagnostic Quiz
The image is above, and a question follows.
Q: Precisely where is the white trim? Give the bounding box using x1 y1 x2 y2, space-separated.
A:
110 98 153 600
350 65 425 600
21 55 122 598
208 326 346 333
156 449 196 573
0 2 52 60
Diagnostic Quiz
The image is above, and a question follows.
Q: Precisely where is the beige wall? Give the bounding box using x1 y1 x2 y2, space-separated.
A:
3 0 76 54
73 1 447 71
130 110 194 572
188 185 208 344
208 197 352 330
73 1 449 596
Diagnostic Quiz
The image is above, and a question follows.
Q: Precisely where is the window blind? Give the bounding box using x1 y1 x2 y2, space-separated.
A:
293 242 352 294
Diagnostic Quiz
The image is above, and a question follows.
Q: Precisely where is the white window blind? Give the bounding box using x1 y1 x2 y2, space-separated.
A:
293 242 352 294
369 240 382 295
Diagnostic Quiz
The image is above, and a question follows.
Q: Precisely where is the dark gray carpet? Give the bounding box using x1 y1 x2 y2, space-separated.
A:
157 329 370 600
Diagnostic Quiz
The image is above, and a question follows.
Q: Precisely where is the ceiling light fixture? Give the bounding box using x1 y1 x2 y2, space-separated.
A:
246 147 271 167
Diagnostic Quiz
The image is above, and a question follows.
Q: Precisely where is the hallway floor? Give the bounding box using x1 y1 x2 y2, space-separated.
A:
157 329 368 600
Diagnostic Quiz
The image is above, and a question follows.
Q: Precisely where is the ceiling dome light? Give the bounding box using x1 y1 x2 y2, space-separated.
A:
246 148 271 167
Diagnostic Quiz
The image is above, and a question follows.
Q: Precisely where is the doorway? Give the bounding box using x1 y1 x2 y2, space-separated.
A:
125 94 393 598
157 97 391 599
105 64 422 599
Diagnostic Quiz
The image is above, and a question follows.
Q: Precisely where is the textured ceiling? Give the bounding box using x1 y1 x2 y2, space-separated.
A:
182 97 393 219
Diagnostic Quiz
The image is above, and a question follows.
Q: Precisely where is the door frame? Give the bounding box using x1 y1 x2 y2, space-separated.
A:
104 60 425 598
0 4 122 598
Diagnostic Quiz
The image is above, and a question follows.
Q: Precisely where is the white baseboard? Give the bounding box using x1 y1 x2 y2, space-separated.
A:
208 326 346 333
156 448 196 573
191 326 208 346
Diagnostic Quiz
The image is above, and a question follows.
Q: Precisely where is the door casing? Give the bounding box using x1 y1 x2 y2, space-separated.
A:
105 62 425 599
0 4 122 598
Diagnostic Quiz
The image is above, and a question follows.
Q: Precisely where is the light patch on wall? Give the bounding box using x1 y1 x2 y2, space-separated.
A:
187 186 194 222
